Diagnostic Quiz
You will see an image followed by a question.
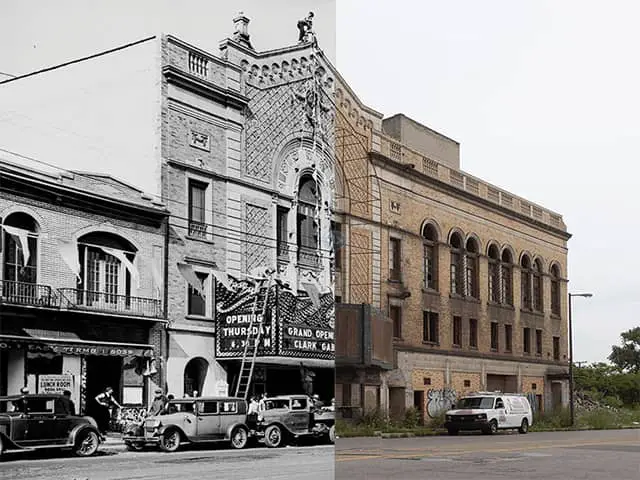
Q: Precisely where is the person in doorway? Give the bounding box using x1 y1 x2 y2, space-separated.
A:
94 387 121 435
55 390 76 416
148 388 167 417
300 363 315 397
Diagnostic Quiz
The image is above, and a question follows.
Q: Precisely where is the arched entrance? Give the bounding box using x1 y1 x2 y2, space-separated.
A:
183 357 209 397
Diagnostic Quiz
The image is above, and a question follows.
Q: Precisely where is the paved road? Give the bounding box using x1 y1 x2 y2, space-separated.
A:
0 444 334 480
336 429 640 480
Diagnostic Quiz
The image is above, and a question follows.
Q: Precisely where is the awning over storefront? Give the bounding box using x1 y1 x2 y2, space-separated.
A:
0 334 154 357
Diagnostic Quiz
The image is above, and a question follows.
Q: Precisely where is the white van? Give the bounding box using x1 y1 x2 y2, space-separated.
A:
443 392 533 435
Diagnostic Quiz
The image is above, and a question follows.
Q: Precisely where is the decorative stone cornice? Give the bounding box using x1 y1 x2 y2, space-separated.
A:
370 151 572 241
162 65 249 110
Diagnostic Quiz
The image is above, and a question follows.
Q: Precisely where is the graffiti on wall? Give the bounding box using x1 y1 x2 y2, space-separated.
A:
426 388 457 418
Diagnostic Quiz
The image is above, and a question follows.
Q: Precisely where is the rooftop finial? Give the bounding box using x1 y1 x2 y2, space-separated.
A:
233 11 253 49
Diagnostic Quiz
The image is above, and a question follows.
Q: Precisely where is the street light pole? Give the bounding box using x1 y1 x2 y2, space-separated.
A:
568 292 592 427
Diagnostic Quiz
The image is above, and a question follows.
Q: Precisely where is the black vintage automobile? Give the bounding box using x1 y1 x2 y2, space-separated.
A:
256 395 335 448
0 394 102 458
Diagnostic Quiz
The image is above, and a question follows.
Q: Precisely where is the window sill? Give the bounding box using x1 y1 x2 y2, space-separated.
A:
469 346 478 351
422 288 440 295
422 341 439 347
488 302 515 310
520 309 544 317
452 344 461 349
186 314 215 321
387 278 403 285
551 313 561 319
490 348 498 353
186 235 215 245
505 349 513 354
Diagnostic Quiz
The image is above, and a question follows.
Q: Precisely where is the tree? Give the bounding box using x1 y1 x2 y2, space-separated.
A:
608 327 640 374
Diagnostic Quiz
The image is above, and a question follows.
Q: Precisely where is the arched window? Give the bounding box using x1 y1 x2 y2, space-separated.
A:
422 223 438 290
449 232 464 295
296 176 320 267
76 232 137 308
465 237 479 299
520 255 532 310
2 212 40 285
532 259 543 312
500 249 514 305
550 264 561 316
488 244 500 303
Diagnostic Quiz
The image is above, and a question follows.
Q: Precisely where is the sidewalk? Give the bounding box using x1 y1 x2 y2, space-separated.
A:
101 432 127 452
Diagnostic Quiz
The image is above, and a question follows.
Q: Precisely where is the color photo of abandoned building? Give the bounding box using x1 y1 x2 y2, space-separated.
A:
334 96 571 421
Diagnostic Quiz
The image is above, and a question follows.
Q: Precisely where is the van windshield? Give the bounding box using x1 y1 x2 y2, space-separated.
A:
456 397 495 409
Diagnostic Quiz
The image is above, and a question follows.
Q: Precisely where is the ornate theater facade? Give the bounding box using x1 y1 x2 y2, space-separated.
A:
161 15 340 400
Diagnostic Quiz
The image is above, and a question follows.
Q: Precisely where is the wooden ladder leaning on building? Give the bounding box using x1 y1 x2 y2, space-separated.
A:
234 270 275 400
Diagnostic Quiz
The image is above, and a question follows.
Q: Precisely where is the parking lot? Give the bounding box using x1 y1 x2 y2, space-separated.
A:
336 429 640 479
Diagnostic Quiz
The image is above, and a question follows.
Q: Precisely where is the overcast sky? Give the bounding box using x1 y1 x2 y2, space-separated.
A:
2 0 638 363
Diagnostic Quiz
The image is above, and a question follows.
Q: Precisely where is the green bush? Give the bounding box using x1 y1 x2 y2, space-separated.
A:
401 407 423 429
359 409 387 429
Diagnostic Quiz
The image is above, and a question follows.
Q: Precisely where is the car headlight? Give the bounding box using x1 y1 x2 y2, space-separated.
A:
476 414 487 420
446 415 452 421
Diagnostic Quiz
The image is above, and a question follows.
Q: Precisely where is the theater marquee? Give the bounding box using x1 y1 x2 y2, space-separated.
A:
214 280 334 360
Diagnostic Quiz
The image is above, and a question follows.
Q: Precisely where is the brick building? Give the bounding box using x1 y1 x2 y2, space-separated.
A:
160 17 336 399
0 15 339 401
334 103 571 419
0 156 168 424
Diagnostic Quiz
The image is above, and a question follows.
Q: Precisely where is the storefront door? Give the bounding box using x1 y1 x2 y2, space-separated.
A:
85 356 122 418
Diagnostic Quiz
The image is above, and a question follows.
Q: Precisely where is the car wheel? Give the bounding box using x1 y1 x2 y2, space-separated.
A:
264 425 284 448
447 428 459 436
73 430 100 457
489 420 498 435
159 429 181 453
519 419 529 434
328 425 336 444
230 426 249 450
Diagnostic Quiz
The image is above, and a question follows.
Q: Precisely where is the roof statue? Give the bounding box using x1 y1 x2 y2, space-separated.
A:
297 12 315 44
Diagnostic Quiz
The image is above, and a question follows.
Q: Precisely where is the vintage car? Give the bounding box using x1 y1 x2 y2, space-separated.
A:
0 394 102 458
122 396 251 452
256 395 335 448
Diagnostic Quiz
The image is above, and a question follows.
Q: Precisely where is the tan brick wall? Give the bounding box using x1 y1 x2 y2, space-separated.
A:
411 369 445 391
451 372 482 397
522 376 545 395
374 173 568 370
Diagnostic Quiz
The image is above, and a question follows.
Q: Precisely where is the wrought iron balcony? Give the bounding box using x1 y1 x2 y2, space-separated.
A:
57 288 163 319
0 280 58 308
297 246 321 269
